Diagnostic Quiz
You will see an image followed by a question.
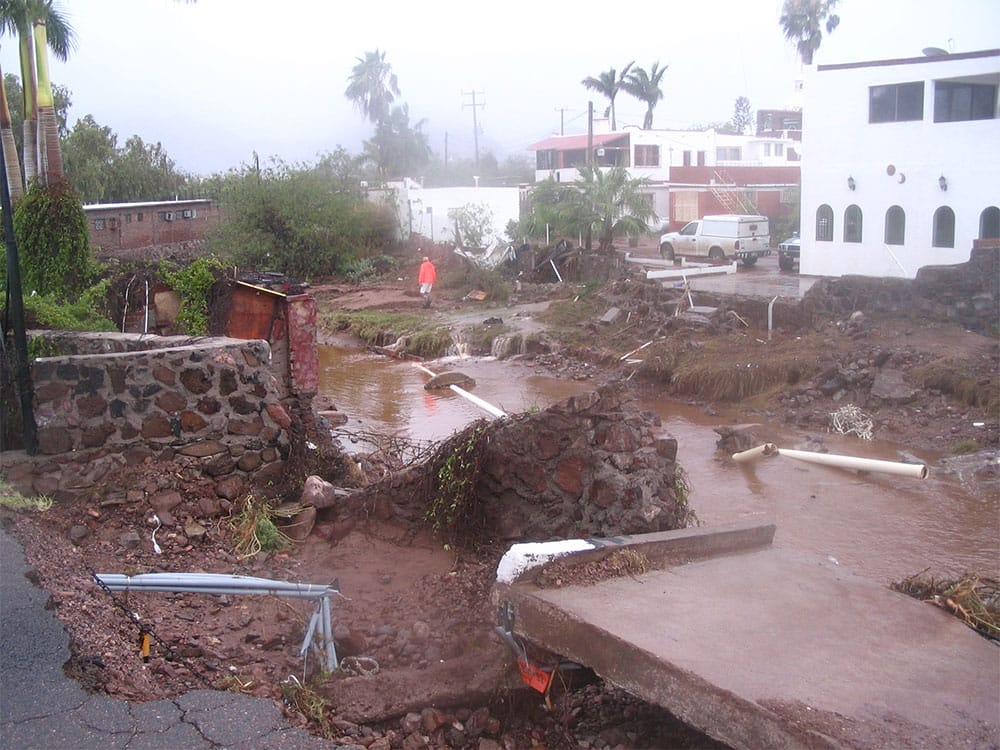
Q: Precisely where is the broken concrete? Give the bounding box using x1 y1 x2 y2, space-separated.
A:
494 523 999 750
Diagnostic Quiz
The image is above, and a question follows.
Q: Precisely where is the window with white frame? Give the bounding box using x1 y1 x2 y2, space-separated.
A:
715 147 741 161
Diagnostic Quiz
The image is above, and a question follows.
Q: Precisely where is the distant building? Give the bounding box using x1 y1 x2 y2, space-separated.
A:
374 178 525 248
800 48 1000 278
527 123 800 232
756 109 802 141
83 199 220 256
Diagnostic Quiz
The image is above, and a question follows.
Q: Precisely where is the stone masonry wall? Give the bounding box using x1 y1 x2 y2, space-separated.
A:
2 334 293 502
351 383 690 542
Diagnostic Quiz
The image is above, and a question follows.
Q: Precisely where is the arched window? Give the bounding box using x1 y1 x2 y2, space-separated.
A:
981 206 1000 239
816 204 834 241
885 205 905 245
844 205 863 243
932 206 955 248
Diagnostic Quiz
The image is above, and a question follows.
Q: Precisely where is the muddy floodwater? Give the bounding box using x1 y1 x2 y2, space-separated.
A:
319 344 998 585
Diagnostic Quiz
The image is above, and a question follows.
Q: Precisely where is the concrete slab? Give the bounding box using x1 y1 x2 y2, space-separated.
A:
494 523 1000 750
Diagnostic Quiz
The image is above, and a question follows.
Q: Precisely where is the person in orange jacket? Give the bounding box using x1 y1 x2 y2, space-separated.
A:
418 255 436 308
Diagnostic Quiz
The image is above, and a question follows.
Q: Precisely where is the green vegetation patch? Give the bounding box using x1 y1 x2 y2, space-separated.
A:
319 310 452 358
0 479 54 513
230 495 293 559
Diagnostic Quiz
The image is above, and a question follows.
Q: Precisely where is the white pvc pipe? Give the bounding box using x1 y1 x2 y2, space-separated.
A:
647 263 737 280
732 443 778 463
414 364 507 419
776 448 928 479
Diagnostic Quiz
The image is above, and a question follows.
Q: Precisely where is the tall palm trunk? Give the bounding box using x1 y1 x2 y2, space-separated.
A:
33 18 62 183
18 28 37 185
0 63 24 199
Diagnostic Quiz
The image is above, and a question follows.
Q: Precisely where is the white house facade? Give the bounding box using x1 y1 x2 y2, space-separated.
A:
529 122 801 232
800 48 1000 278
372 178 524 248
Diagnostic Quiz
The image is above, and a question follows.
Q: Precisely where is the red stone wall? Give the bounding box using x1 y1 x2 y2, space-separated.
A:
4 334 293 502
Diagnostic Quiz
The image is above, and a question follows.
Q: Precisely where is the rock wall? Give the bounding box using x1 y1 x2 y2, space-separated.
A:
477 383 688 540
351 383 691 542
801 245 999 333
2 334 293 502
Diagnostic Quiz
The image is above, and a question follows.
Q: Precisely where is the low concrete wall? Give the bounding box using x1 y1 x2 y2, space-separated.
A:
2 333 293 502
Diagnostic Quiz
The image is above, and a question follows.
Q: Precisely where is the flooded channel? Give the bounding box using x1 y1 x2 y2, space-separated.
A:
319 343 998 586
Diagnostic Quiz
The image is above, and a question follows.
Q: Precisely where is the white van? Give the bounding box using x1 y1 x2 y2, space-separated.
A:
659 214 771 266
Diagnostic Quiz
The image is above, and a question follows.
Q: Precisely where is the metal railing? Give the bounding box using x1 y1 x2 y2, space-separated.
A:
95 572 340 675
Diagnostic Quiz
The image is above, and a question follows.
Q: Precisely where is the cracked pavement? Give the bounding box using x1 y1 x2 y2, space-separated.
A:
1 527 349 750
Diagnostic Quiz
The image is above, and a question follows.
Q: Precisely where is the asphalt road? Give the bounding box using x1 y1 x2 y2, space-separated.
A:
0 526 345 750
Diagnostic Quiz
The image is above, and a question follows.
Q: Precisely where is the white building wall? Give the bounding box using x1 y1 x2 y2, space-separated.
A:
801 51 1000 278
538 128 799 184
397 185 521 247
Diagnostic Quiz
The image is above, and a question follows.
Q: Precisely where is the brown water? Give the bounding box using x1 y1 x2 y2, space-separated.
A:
319 344 999 585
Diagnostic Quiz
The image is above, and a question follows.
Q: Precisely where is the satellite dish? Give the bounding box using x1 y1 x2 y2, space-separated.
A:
922 47 948 57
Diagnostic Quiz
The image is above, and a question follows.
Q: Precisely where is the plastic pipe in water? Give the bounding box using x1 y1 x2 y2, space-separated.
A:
777 448 928 479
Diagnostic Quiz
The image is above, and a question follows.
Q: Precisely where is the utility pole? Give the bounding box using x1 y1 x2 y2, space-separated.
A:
462 90 484 168
0 142 37 454
554 106 570 135
586 100 594 251
587 101 594 167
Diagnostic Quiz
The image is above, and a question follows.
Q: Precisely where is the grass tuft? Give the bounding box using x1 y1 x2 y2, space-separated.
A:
0 480 54 513
912 359 999 417
892 571 1000 641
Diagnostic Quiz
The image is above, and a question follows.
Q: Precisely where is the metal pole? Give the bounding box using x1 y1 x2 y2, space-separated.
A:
322 595 337 671
0 141 37 454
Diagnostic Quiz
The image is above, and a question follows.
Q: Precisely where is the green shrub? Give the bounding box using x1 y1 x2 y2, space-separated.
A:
12 180 97 300
161 257 225 335
23 280 116 332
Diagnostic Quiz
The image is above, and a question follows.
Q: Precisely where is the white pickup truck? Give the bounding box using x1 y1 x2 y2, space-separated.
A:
659 214 771 266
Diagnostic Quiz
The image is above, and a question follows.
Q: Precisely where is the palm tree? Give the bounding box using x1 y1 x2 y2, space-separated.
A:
32 12 70 182
0 65 23 198
560 166 657 251
345 49 400 126
779 0 841 66
0 0 75 190
622 61 668 130
581 62 634 131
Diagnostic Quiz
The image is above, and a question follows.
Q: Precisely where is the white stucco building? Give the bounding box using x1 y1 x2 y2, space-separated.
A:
529 122 801 232
371 178 524 248
800 48 1000 278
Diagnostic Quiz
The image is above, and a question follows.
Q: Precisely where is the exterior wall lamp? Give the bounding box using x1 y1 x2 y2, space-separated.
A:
939 175 948 191
847 176 856 191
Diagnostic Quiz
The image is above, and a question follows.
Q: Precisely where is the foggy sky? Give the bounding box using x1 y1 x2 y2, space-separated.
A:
1 0 997 176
